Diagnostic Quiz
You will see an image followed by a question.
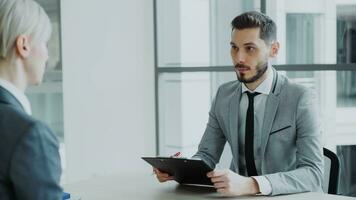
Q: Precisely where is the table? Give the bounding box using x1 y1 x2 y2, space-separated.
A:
64 172 356 200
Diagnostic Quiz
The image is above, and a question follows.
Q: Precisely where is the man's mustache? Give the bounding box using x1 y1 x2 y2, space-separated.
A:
234 63 251 69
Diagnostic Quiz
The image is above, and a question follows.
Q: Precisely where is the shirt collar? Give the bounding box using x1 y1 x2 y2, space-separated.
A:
0 79 32 115
241 65 274 95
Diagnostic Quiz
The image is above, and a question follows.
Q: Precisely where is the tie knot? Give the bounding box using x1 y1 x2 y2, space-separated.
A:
245 91 260 99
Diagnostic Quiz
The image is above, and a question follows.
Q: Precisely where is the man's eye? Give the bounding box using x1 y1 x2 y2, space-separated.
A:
231 46 238 50
246 46 255 52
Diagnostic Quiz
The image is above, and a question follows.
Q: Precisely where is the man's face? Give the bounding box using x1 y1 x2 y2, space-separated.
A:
230 27 272 83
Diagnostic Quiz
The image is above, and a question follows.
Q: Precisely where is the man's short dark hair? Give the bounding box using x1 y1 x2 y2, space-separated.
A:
231 11 276 45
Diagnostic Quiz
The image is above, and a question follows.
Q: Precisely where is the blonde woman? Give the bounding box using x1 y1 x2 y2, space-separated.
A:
0 0 62 199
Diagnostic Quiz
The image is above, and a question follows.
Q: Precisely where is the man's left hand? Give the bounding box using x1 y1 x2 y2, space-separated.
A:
207 169 260 196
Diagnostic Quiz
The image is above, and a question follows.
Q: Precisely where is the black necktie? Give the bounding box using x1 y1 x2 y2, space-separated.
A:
245 91 260 176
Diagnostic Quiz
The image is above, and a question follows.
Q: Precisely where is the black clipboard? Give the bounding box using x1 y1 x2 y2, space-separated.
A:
142 157 213 186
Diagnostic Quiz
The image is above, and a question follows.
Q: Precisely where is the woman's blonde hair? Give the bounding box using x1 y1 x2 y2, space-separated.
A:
0 0 52 61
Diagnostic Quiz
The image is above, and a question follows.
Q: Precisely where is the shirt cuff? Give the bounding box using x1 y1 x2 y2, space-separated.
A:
252 176 272 195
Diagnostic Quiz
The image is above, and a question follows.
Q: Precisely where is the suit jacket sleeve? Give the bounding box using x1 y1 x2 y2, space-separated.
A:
264 89 324 195
193 87 227 169
9 121 63 200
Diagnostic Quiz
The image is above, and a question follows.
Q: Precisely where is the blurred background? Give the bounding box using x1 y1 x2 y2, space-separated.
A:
31 0 356 197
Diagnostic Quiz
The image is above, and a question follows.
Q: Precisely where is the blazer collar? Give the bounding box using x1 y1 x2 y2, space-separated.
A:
270 67 284 96
0 85 25 112
229 83 241 167
260 68 285 160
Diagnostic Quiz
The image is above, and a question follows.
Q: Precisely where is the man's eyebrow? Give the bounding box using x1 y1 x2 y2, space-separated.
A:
243 42 257 46
230 42 257 47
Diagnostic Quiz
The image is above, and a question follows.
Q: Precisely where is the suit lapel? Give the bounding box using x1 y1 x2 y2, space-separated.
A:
261 69 282 159
260 94 279 158
229 83 241 160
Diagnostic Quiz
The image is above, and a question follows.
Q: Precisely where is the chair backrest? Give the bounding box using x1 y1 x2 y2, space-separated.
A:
323 147 340 194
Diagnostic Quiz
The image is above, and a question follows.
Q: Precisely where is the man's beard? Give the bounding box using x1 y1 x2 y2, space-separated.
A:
235 61 268 83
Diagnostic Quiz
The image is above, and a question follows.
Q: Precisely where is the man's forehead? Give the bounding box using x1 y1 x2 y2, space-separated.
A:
231 28 263 45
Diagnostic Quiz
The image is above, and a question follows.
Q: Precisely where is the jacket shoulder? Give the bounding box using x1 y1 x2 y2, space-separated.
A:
0 104 57 161
217 80 240 96
0 104 41 128
278 73 312 97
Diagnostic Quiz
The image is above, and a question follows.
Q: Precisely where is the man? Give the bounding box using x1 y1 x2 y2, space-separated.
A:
155 11 323 196
0 0 62 199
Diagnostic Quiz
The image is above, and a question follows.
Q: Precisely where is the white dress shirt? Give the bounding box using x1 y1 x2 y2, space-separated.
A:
238 66 273 195
0 78 32 115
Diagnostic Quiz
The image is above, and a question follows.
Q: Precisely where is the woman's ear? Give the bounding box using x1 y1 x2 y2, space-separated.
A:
15 35 31 59
269 41 280 58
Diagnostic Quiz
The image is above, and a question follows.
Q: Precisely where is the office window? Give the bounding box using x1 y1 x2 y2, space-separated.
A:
285 14 322 86
337 5 356 107
155 0 260 157
26 0 63 142
156 0 260 68
155 0 356 195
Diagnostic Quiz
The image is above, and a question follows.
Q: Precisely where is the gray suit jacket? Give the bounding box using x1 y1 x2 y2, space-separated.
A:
0 86 62 200
194 69 324 195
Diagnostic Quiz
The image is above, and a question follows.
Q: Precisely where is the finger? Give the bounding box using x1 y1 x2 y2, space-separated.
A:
153 168 158 174
157 171 172 178
165 176 174 180
153 168 163 174
156 171 173 179
156 173 170 180
207 169 227 178
155 169 170 177
161 173 172 178
210 176 226 183
154 168 163 174
207 170 214 177
158 176 174 182
213 182 227 189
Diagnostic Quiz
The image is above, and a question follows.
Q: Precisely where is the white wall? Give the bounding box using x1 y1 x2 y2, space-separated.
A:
61 0 155 183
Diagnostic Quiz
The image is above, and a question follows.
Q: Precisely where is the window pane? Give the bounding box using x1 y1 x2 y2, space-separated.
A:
27 0 63 142
337 71 356 107
337 5 356 64
155 0 260 67
36 0 62 73
286 14 322 65
337 5 356 107
266 0 356 66
266 1 356 108
26 92 64 142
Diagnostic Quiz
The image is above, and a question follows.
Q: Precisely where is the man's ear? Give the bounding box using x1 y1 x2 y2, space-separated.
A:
269 41 280 58
15 35 31 59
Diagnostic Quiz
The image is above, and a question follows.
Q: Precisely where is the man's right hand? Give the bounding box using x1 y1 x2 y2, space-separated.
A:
153 168 174 182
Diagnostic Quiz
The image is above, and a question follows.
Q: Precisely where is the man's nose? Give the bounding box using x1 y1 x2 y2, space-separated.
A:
232 51 246 64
